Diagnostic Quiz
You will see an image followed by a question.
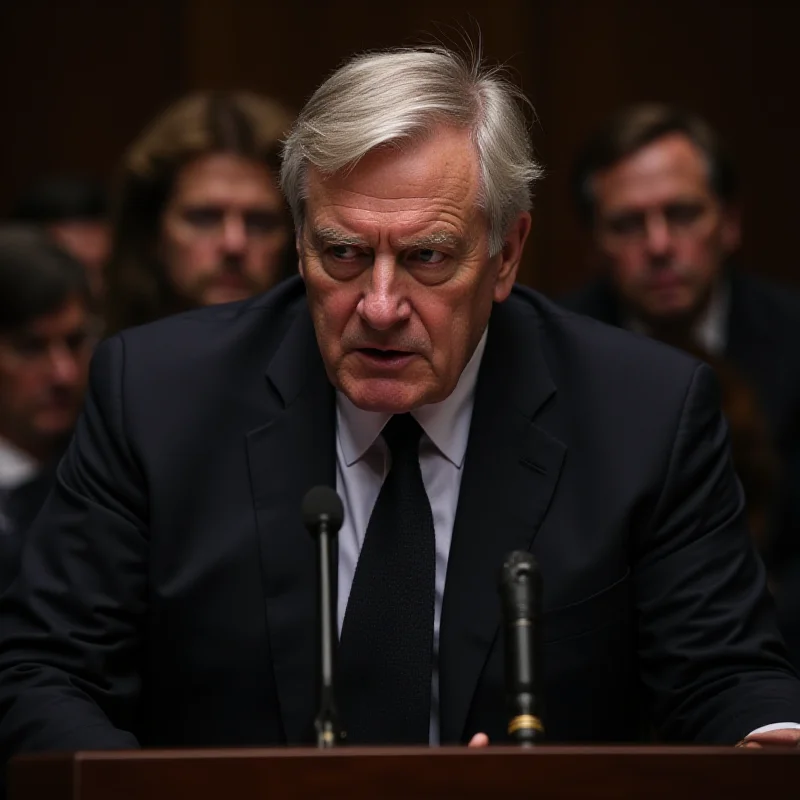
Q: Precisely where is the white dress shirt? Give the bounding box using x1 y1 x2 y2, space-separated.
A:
0 437 40 535
0 437 38 491
333 326 797 743
336 330 487 743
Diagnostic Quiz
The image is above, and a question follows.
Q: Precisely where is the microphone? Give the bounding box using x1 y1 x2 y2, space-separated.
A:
498 550 544 746
302 485 346 747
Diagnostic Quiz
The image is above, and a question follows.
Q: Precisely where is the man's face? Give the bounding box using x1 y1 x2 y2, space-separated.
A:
299 126 530 413
0 294 92 456
159 153 289 307
591 133 740 325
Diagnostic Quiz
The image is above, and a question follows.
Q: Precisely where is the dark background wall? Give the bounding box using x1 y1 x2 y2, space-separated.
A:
2 0 798 293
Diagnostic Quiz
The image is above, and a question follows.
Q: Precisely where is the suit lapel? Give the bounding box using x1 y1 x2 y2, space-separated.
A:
245 305 336 744
439 296 566 743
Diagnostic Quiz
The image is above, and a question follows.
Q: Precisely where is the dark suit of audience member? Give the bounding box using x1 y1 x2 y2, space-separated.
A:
560 104 800 589
0 226 93 593
0 466 59 592
775 447 800 668
565 270 800 475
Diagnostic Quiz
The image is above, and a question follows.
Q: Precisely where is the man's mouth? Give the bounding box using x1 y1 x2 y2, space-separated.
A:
355 348 417 369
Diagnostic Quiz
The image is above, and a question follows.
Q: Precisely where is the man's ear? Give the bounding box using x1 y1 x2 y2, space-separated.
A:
720 202 742 253
493 211 531 303
296 232 306 280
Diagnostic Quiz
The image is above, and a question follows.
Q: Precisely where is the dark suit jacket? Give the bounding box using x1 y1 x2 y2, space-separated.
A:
0 465 59 593
561 270 800 580
560 270 800 456
1 276 799 762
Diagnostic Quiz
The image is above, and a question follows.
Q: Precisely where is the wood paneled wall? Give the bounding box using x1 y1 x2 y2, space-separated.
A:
2 0 798 291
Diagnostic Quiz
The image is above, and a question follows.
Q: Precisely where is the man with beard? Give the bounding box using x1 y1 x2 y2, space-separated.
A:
562 104 800 589
0 225 93 591
103 92 296 334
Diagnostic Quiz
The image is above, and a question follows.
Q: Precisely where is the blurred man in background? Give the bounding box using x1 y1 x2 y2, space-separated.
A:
0 226 93 591
12 175 111 306
104 91 295 334
562 104 800 588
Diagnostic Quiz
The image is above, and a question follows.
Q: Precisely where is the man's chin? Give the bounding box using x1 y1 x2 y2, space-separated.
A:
339 377 431 414
34 416 76 436
201 284 261 306
637 287 703 327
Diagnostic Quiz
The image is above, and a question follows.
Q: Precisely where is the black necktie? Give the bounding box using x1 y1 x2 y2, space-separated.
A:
338 413 436 744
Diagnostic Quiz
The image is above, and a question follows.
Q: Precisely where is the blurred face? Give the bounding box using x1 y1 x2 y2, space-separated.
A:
159 153 289 306
0 295 92 460
299 126 530 413
591 133 740 325
48 220 111 301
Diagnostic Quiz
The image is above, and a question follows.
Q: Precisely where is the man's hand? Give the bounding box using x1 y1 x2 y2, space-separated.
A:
471 728 800 748
737 728 800 748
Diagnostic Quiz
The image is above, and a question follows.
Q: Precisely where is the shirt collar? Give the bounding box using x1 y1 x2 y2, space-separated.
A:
0 437 39 490
693 279 730 356
336 328 488 469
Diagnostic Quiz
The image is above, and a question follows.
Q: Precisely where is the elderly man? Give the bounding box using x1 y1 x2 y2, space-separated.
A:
0 46 799 765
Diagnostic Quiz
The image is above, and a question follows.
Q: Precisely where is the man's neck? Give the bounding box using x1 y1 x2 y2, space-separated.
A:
0 427 59 468
627 279 730 357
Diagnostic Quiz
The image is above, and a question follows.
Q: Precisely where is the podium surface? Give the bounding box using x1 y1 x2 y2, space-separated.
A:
9 745 800 799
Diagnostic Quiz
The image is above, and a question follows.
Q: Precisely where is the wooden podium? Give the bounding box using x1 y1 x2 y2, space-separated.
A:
8 746 800 799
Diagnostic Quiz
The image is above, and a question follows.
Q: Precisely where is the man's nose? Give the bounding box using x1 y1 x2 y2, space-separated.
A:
221 215 248 254
644 214 673 260
357 259 411 331
48 346 81 387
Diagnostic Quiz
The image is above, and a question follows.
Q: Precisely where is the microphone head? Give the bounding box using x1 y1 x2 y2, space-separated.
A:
499 550 539 589
498 551 541 621
302 485 345 534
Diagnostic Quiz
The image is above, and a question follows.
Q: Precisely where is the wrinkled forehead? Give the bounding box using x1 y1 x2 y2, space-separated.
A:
303 128 483 230
592 134 716 213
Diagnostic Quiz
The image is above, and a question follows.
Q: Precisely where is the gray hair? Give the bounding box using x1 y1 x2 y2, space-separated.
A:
280 46 542 256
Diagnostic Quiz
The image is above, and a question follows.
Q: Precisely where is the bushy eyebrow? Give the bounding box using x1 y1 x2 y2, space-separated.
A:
309 226 465 252
394 231 464 251
309 226 369 248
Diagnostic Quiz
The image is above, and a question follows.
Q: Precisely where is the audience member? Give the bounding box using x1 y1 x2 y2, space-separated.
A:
11 175 110 305
0 226 93 591
104 91 295 334
562 104 800 574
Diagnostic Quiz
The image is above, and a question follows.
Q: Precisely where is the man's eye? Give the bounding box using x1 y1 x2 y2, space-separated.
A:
66 332 89 353
244 211 282 234
665 204 703 226
329 245 361 260
410 249 446 265
183 208 223 228
607 215 645 236
11 337 45 358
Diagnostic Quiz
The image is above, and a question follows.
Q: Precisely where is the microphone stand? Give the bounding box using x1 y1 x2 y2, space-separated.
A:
499 550 544 747
314 509 343 747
